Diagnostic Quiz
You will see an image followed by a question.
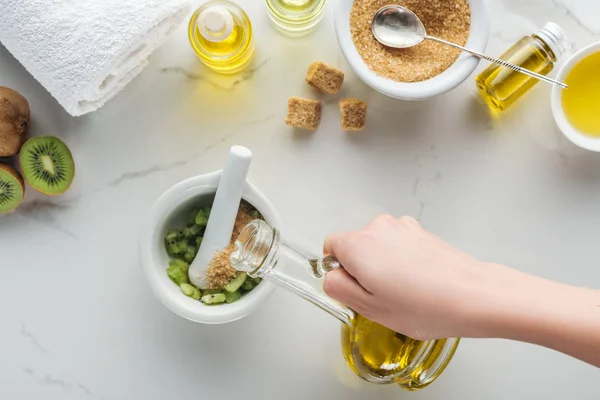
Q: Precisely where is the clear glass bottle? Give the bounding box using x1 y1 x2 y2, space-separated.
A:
475 22 570 111
188 0 255 74
265 0 327 37
231 220 460 391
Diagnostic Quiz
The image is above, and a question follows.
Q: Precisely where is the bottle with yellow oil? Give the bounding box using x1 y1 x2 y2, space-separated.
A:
475 23 570 111
188 0 254 74
265 0 327 37
231 220 460 391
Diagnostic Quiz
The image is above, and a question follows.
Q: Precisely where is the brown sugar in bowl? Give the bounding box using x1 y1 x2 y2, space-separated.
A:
333 0 489 100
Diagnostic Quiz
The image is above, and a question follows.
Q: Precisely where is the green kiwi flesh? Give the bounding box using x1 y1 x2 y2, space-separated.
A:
19 136 75 195
0 164 24 213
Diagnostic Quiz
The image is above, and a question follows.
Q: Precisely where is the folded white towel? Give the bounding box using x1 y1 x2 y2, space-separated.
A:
0 0 191 116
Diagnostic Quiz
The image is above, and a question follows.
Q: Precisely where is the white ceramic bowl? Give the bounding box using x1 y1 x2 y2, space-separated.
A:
140 171 281 324
551 41 600 152
333 0 489 100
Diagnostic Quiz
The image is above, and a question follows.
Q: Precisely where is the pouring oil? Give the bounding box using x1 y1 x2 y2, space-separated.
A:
341 314 458 390
561 51 600 137
231 220 460 390
188 0 254 74
265 0 327 36
475 23 569 111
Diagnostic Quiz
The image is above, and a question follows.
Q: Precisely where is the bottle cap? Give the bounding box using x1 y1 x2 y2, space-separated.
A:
536 22 570 57
197 6 234 42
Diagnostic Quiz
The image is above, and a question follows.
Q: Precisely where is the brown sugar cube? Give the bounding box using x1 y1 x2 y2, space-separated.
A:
306 61 345 94
285 97 322 130
339 99 367 131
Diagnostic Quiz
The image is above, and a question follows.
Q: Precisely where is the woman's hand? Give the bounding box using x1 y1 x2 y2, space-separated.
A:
323 214 499 339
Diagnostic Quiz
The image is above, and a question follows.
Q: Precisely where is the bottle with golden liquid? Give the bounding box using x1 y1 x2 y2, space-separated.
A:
231 220 460 391
188 0 255 74
475 22 569 111
265 0 327 37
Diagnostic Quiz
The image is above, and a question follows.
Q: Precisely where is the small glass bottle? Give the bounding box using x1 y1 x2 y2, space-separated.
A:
188 0 255 74
475 22 570 111
231 219 460 391
265 0 327 37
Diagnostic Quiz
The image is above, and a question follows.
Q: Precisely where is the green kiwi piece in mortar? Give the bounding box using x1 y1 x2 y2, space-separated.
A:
0 163 25 213
19 136 75 195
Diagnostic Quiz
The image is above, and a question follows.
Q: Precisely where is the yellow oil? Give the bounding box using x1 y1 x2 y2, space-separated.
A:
475 36 555 111
265 0 327 36
273 0 320 12
561 51 600 137
341 314 457 390
188 2 254 75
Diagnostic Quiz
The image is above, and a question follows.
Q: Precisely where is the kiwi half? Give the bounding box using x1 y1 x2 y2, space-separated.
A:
19 136 75 195
0 164 24 213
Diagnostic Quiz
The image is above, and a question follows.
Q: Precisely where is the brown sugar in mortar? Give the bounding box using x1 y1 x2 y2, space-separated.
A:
205 202 258 289
350 0 471 82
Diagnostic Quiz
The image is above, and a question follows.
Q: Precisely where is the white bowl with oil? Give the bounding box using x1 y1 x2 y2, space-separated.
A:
140 171 281 324
551 41 600 152
333 0 489 100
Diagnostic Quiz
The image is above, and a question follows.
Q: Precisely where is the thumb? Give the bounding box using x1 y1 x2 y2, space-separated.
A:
323 268 374 317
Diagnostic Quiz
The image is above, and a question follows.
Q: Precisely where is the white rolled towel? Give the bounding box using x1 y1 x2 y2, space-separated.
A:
0 0 191 116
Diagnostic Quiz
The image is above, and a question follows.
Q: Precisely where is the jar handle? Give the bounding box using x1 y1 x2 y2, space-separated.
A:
265 267 354 325
309 255 341 279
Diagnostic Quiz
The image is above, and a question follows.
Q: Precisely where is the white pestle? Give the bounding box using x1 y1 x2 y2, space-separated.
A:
188 146 252 289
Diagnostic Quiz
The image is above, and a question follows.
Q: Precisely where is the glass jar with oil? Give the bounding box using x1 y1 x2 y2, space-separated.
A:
265 0 327 37
188 0 254 74
475 23 570 111
231 220 460 391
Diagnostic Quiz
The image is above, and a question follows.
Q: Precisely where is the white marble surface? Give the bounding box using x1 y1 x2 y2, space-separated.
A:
1 0 600 399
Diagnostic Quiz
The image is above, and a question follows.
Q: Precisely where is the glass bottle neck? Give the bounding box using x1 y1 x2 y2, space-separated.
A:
532 35 558 62
533 22 569 61
231 220 354 325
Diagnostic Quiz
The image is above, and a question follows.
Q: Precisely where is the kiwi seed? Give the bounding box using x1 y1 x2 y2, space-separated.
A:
0 163 25 213
19 136 75 196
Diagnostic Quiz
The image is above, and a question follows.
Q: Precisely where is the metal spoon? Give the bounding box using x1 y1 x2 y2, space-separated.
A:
371 5 567 88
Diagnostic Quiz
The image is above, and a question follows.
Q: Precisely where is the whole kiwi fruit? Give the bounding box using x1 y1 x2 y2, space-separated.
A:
0 87 30 157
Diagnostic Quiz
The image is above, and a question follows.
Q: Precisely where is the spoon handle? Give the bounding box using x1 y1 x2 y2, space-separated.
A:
426 36 568 89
